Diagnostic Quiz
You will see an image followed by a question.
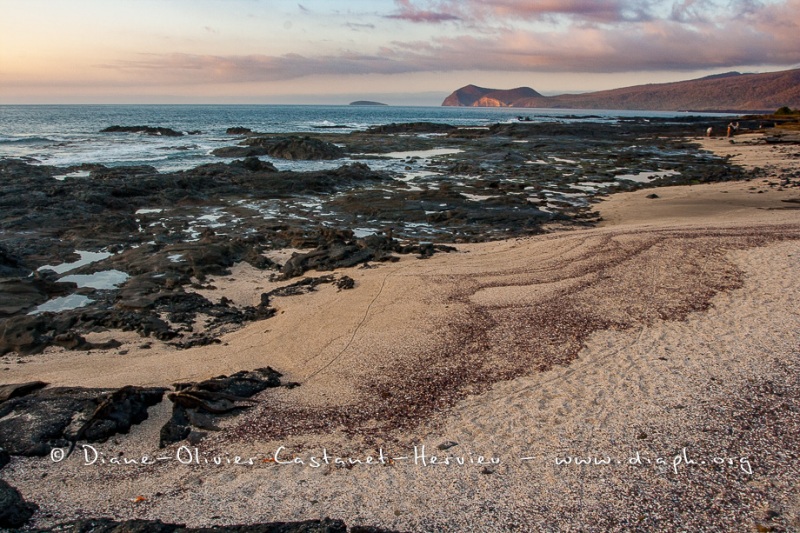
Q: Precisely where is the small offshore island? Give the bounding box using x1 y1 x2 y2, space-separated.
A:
349 100 388 106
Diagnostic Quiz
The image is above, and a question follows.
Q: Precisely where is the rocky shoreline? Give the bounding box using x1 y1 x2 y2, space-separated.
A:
2 119 798 530
1 117 754 359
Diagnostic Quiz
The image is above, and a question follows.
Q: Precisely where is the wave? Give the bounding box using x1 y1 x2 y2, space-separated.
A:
0 135 57 144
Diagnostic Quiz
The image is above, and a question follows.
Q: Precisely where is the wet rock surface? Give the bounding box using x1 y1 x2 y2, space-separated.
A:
0 384 165 456
0 273 76 316
101 126 189 137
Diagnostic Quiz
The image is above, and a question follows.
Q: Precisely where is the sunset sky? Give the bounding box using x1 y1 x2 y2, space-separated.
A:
2 0 799 104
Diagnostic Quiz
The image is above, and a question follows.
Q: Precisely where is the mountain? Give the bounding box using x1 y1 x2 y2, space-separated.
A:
442 68 800 112
441 85 542 107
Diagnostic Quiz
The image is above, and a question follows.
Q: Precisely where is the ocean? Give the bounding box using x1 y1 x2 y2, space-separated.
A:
0 104 730 173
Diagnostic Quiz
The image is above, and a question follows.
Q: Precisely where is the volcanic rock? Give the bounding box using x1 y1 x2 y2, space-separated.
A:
101 125 184 137
0 479 37 529
365 122 456 134
247 136 345 160
160 367 283 447
0 385 165 456
0 274 76 316
0 381 48 403
226 127 253 135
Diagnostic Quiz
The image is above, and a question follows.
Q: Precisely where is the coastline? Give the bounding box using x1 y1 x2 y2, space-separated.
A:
1 132 799 531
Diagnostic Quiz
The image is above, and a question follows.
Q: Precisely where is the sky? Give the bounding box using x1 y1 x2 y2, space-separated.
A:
1 0 799 105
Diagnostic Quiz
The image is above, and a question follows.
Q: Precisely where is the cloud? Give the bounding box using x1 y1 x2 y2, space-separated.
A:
101 52 419 84
376 0 800 72
96 0 800 86
346 22 377 31
386 0 656 24
386 0 461 23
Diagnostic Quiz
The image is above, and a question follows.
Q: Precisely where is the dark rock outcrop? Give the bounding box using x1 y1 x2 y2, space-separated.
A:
0 243 30 277
214 136 345 160
0 273 76 316
101 126 185 137
0 381 48 403
252 136 345 160
0 479 37 529
279 229 455 278
0 385 165 456
226 127 253 135
160 367 283 447
0 314 122 356
365 122 456 134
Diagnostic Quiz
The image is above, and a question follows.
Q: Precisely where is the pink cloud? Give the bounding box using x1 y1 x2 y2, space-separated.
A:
386 0 461 23
96 0 800 86
387 0 655 24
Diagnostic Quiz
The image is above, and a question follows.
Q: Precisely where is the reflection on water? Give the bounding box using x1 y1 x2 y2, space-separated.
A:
29 294 93 315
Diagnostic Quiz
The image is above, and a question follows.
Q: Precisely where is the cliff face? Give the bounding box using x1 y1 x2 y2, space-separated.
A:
442 85 542 107
442 68 800 112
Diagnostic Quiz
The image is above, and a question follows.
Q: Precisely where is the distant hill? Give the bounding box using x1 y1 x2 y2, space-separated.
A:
442 85 542 107
442 68 800 112
349 100 388 106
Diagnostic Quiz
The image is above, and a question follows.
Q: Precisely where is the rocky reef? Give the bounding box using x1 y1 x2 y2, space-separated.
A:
0 118 754 359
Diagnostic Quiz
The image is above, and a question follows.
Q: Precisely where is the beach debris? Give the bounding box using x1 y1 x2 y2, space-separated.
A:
159 367 284 447
0 385 165 456
646 193 660 199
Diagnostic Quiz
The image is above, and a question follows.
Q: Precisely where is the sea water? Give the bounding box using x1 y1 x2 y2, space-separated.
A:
0 104 730 173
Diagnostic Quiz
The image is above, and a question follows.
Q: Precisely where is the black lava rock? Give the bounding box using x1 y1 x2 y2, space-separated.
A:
0 385 165 456
0 479 38 529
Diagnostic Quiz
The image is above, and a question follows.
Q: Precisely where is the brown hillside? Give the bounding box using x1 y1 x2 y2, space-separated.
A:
442 85 542 107
444 68 800 112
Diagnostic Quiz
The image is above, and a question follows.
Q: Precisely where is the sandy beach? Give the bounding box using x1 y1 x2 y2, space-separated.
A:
2 132 799 531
